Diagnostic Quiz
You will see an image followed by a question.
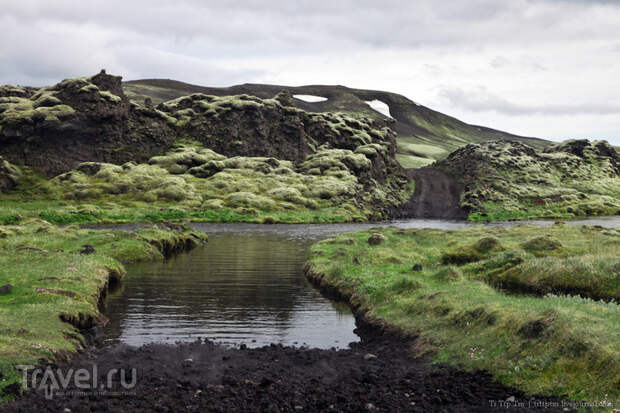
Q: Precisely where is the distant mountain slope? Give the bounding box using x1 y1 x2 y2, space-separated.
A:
124 79 552 168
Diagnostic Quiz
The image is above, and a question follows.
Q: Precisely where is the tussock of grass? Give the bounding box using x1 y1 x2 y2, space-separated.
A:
0 221 207 400
306 224 620 403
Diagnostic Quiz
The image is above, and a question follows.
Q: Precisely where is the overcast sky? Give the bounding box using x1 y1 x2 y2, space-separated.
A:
1 0 619 145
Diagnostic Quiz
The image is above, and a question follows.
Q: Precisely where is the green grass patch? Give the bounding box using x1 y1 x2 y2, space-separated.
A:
395 153 434 169
306 224 620 404
0 221 207 401
397 141 448 160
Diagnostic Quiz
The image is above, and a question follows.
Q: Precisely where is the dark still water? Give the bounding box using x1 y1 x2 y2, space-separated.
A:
101 216 620 349
101 226 366 349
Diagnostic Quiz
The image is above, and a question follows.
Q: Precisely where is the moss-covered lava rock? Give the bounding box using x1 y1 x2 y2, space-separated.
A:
0 71 411 217
434 139 620 220
47 143 409 218
0 70 176 176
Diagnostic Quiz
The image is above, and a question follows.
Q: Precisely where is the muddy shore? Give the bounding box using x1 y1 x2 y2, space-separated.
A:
1 272 577 413
1 318 576 413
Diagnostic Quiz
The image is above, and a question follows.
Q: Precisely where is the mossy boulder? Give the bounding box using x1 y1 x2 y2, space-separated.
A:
367 233 387 245
225 192 275 210
474 237 503 253
149 147 225 174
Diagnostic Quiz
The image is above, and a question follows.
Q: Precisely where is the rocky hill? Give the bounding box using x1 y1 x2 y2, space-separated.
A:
0 71 175 177
123 79 552 168
434 139 620 220
0 71 410 219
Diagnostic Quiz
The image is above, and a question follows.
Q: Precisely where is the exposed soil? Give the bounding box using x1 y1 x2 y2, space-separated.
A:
392 168 468 219
2 318 576 413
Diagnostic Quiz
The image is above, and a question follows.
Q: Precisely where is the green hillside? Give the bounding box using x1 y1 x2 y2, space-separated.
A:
123 79 552 168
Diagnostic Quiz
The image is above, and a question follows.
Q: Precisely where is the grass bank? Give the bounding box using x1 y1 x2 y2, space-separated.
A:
0 199 369 226
0 220 207 401
305 224 620 407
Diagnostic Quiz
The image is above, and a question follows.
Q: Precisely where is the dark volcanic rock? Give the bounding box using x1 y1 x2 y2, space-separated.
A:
0 72 176 177
79 244 96 255
155 92 405 187
0 72 411 215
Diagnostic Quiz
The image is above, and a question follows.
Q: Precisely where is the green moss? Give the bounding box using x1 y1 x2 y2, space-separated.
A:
33 105 76 122
306 225 620 403
98 90 122 103
520 236 564 255
0 221 207 399
225 191 275 210
266 187 303 202
32 92 61 108
0 92 75 127
79 84 99 93
436 140 620 221
54 77 90 90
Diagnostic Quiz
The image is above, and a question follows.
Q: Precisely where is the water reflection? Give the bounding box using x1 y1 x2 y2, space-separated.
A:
102 232 359 349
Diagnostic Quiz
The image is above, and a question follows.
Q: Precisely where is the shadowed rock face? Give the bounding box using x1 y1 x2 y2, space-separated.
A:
0 71 176 177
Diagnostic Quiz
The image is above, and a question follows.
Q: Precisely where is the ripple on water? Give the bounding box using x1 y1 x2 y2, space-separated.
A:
102 232 360 349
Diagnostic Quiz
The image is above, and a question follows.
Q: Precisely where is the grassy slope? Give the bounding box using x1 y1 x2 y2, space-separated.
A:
0 221 207 400
306 225 620 404
123 79 552 166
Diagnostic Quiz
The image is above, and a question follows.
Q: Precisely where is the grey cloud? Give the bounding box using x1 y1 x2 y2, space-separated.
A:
2 0 619 58
439 87 620 116
490 57 510 69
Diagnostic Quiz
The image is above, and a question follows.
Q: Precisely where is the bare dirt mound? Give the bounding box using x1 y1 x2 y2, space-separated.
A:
393 168 468 219
1 333 573 413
